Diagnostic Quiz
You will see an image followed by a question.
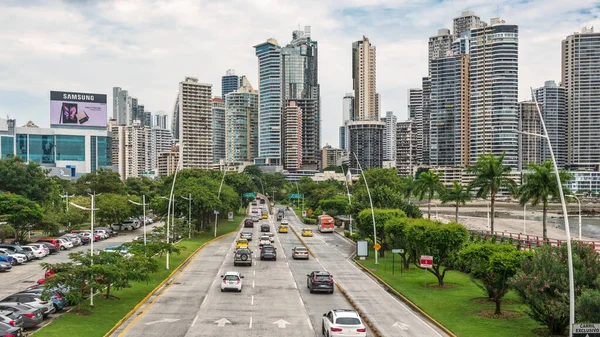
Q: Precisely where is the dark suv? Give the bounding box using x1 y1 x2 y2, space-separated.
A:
233 248 253 266
307 271 334 294
244 218 254 228
260 245 277 261
260 224 270 232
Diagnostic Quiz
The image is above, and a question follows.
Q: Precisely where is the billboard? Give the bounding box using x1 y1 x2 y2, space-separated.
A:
50 91 107 127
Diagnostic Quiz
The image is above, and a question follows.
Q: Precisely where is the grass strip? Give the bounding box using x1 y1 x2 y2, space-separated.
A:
357 250 546 337
32 213 244 337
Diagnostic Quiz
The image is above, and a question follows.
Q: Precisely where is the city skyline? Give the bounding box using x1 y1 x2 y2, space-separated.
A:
1 1 599 147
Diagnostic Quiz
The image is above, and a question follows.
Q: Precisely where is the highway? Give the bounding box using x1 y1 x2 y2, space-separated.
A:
113 205 448 336
0 224 159 301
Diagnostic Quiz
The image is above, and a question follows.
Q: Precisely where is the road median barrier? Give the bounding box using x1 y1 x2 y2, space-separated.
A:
104 229 238 337
353 260 457 337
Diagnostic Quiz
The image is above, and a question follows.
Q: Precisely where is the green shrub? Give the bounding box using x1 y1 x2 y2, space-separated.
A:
303 218 316 225
350 233 359 241
344 230 350 238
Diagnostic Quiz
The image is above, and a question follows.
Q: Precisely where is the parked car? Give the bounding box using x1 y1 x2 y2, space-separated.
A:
292 246 309 260
0 261 11 272
36 238 61 251
0 254 14 266
322 309 367 337
94 230 109 239
96 227 116 237
0 320 23 337
0 303 43 330
20 287 66 312
307 271 334 294
60 235 81 246
56 238 73 250
233 248 253 267
0 309 24 330
34 242 58 255
0 245 33 261
0 293 55 317
259 245 277 261
0 249 26 265
220 271 244 292
20 245 46 259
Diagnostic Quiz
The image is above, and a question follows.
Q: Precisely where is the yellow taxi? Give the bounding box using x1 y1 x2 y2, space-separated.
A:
278 224 288 233
301 228 313 237
236 238 249 249
261 214 268 219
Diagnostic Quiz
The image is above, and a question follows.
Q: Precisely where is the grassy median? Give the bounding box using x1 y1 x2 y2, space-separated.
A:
357 252 547 337
33 213 244 337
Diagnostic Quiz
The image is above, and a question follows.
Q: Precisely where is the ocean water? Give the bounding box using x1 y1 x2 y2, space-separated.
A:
546 216 600 240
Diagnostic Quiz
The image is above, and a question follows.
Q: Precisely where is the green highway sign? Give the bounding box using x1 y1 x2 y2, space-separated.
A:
243 192 257 198
288 193 303 199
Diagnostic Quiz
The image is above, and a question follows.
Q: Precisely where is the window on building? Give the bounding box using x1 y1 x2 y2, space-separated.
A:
56 135 85 161
28 135 55 164
1 136 15 159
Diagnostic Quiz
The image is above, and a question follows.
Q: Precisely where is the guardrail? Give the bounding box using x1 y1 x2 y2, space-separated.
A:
468 230 600 252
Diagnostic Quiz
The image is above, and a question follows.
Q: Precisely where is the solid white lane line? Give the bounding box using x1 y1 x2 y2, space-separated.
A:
307 318 314 331
252 280 255 288
253 270 256 276
249 316 253 329
251 295 254 306
191 315 199 327
211 280 215 287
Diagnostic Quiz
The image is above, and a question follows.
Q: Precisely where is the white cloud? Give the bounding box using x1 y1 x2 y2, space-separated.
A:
0 0 598 148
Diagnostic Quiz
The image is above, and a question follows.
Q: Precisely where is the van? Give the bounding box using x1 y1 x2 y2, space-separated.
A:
317 215 335 233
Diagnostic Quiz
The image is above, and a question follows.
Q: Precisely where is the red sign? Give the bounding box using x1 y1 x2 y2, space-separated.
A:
420 255 433 269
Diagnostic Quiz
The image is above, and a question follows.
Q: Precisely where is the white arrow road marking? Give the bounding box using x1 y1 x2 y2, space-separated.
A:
273 319 291 328
145 318 180 325
215 318 231 327
393 321 410 330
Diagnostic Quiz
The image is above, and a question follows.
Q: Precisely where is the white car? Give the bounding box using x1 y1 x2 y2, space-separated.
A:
21 245 46 259
57 238 73 249
220 271 244 292
266 233 275 243
1 293 56 317
0 249 26 264
322 309 367 337
258 236 270 246
94 230 109 239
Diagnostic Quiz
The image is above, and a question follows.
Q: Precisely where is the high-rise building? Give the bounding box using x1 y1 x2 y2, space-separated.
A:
224 81 259 164
453 11 484 38
113 87 132 126
212 97 226 165
157 146 179 177
396 119 417 176
339 126 347 151
348 120 384 172
177 77 213 169
352 36 377 121
420 77 432 166
254 38 282 166
534 80 567 168
518 101 542 170
562 27 600 170
283 100 303 170
430 54 470 167
340 93 354 150
281 26 320 170
145 127 172 174
408 89 422 120
152 110 169 130
222 69 241 98
171 95 180 142
131 98 150 127
428 29 453 66
469 18 519 168
322 144 346 168
110 120 146 179
381 111 397 161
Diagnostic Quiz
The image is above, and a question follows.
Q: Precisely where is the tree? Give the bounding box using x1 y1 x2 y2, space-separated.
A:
577 289 600 323
0 222 15 243
125 176 159 199
466 153 516 233
318 196 349 217
0 156 60 205
0 192 44 243
95 194 133 225
384 217 411 269
510 242 600 335
414 170 445 219
74 168 125 195
459 243 530 314
441 182 471 223
88 251 158 298
405 220 469 286
518 161 573 241
41 257 98 314
400 175 417 204
357 209 406 257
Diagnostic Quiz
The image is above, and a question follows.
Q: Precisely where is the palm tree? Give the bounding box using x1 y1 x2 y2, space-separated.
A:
414 170 445 219
441 181 471 223
518 161 573 241
466 153 516 234
400 175 417 204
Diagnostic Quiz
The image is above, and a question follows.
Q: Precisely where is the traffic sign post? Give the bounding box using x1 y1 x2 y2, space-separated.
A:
288 193 303 199
227 211 233 222
420 255 433 269
392 249 405 275
302 210 307 217
373 243 381 251
573 323 600 337
243 192 257 198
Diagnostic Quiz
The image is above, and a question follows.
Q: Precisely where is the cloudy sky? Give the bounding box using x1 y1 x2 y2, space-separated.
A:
1 0 599 146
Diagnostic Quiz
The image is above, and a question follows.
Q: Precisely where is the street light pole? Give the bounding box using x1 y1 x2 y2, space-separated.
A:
567 195 582 241
128 195 147 245
352 152 378 265
215 168 227 238
341 165 353 236
69 193 98 307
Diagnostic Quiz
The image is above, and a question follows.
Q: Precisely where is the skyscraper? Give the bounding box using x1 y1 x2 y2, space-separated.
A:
469 18 519 168
340 93 354 150
408 89 422 120
428 29 453 65
534 80 567 168
352 36 377 121
348 121 384 172
453 11 484 38
145 127 173 174
152 110 169 130
281 26 320 170
254 38 282 166
222 69 241 98
381 111 397 162
396 119 417 176
177 77 213 169
212 97 226 165
518 101 542 170
283 100 303 170
224 80 258 164
113 87 132 126
420 77 432 166
562 27 600 170
430 54 470 167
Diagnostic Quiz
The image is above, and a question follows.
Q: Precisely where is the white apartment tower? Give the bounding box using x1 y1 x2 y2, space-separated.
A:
178 77 213 169
381 111 397 161
453 11 484 38
352 36 377 121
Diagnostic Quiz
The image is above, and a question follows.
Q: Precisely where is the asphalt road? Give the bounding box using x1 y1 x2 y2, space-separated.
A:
0 224 159 300
114 207 374 337
283 208 449 337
